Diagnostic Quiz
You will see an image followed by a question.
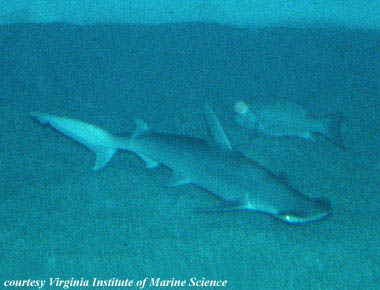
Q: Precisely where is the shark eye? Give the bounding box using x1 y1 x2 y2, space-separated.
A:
282 214 298 223
277 210 308 223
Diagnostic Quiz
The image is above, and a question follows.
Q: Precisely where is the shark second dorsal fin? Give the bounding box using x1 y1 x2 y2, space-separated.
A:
203 103 232 151
132 118 150 139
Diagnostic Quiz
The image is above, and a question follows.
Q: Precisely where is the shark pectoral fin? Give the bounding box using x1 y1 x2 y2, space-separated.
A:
92 147 117 170
196 201 250 213
167 172 189 186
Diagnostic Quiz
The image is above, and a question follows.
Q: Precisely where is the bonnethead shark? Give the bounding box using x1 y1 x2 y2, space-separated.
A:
30 104 332 224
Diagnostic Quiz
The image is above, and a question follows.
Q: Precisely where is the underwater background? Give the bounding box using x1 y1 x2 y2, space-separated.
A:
0 22 380 288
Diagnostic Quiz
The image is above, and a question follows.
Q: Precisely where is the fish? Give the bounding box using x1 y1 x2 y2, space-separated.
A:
234 98 345 148
30 105 332 224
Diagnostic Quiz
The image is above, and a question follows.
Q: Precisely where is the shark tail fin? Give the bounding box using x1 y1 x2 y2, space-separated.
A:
323 112 345 149
30 112 122 170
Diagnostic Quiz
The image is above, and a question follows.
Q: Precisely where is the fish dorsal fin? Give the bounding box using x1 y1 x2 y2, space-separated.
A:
132 118 150 139
203 103 232 151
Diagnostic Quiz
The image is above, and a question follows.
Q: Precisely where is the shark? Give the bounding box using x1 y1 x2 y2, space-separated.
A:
234 98 345 149
30 104 332 224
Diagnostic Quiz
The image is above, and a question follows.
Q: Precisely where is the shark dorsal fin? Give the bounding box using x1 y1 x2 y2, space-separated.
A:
203 103 232 151
132 118 150 139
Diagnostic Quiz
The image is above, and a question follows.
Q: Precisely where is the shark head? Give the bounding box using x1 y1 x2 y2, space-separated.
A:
275 197 332 224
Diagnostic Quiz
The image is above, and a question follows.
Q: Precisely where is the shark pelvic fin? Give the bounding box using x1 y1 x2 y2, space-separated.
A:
139 154 159 169
203 103 232 151
93 147 117 170
167 172 189 186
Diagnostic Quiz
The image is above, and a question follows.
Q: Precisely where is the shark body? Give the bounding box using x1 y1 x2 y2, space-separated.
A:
31 105 331 224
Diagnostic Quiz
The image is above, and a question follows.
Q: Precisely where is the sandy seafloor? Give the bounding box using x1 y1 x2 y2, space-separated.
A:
0 23 380 289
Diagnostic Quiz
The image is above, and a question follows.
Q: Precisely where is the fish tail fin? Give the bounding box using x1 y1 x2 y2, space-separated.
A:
323 112 345 149
30 112 128 170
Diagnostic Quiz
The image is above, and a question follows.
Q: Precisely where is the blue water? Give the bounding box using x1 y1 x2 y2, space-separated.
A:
0 23 379 289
